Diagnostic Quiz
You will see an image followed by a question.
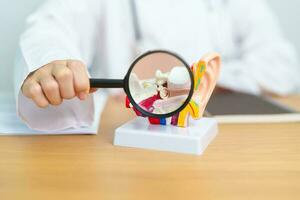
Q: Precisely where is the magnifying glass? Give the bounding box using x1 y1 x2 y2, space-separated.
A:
89 50 194 118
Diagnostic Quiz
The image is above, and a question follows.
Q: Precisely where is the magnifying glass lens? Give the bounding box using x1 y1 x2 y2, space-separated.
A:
127 52 193 117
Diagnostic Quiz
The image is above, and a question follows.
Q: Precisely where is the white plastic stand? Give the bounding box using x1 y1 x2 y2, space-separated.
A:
114 118 218 155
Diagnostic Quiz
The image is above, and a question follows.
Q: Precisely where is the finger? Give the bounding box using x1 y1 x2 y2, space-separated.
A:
89 88 97 94
67 61 89 100
52 65 75 99
22 80 49 108
39 76 62 105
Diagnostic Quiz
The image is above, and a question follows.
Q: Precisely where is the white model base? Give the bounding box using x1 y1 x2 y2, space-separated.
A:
114 117 218 155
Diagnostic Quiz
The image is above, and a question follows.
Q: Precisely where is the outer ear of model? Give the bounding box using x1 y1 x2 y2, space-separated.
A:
126 52 221 127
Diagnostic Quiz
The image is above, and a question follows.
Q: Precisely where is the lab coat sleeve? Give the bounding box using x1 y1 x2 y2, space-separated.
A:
14 0 102 131
218 0 300 95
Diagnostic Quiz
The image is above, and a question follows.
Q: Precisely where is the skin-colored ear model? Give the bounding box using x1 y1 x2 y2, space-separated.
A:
195 52 221 118
125 52 221 128
175 52 221 127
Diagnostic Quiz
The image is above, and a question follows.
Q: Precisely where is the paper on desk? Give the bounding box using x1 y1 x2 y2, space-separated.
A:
0 93 107 135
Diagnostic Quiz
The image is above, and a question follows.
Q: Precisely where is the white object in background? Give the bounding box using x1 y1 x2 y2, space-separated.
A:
0 93 104 135
114 117 218 155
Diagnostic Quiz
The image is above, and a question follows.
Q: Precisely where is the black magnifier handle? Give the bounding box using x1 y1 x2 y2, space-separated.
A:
89 79 124 88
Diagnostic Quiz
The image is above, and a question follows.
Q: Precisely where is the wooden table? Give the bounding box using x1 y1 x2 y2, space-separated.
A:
1 96 300 200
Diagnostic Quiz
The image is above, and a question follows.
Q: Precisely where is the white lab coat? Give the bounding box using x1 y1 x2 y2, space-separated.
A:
14 0 300 131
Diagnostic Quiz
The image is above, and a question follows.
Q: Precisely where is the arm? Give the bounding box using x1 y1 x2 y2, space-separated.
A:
14 0 102 131
218 0 300 95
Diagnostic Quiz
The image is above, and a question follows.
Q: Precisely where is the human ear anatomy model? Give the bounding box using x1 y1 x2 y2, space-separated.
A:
126 52 221 127
127 66 190 116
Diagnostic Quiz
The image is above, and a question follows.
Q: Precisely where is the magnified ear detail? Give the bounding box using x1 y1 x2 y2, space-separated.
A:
126 51 194 118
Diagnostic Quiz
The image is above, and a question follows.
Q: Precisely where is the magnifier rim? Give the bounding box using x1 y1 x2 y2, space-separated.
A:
124 49 195 118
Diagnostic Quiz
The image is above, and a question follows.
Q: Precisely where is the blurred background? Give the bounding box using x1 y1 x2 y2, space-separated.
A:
0 0 300 94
